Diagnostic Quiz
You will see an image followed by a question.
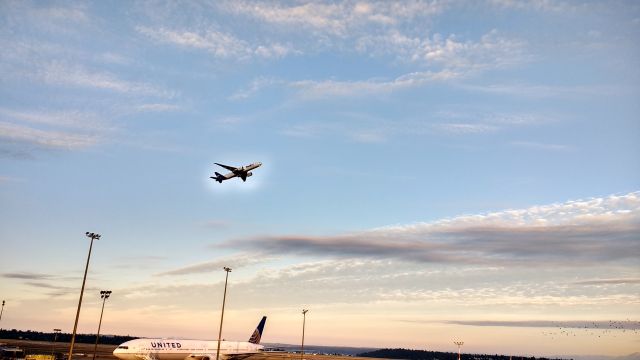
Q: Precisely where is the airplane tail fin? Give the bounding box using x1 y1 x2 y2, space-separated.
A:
210 172 224 183
248 316 267 344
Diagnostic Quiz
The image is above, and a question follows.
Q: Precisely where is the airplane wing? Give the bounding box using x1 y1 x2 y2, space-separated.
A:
215 163 238 172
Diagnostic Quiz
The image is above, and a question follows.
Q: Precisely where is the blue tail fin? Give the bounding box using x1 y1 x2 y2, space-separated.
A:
248 316 267 344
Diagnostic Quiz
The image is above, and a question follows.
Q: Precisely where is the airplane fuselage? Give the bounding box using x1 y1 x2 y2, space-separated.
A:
233 162 261 174
113 339 263 360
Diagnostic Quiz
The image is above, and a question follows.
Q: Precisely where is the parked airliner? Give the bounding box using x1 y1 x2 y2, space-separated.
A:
113 317 266 360
210 162 262 183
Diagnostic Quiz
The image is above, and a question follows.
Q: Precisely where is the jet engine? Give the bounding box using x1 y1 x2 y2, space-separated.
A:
246 172 253 177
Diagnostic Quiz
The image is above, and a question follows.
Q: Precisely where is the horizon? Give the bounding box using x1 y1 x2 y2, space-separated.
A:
0 0 638 358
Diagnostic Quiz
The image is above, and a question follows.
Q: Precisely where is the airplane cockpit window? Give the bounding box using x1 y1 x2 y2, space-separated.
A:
118 346 129 350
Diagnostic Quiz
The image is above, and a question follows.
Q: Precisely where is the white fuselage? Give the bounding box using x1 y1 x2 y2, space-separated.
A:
113 339 263 360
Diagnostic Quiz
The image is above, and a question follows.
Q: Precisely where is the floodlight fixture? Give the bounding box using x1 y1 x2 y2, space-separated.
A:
453 341 464 360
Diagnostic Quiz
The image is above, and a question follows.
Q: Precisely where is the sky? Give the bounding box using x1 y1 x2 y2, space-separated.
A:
0 0 639 358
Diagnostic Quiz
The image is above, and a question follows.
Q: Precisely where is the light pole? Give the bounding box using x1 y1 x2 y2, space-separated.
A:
92 291 112 360
454 341 464 360
301 309 308 360
68 232 101 360
0 300 5 330
215 267 232 360
52 329 62 357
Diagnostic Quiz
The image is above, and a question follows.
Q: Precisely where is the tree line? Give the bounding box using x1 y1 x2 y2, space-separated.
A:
0 329 136 346
357 348 570 360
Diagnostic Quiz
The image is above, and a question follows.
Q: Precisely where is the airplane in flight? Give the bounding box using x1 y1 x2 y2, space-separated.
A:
210 162 262 183
113 316 267 360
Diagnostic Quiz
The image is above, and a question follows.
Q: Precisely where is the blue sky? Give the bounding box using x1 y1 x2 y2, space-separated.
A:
0 0 639 357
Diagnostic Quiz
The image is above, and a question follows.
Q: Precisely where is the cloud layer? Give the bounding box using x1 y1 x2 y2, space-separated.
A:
228 192 640 266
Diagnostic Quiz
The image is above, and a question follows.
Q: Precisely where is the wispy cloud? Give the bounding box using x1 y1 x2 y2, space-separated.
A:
429 110 556 137
290 70 459 98
0 36 172 98
280 120 391 143
116 257 640 309
228 77 283 101
137 26 298 60
487 0 576 13
572 278 640 286
0 108 112 156
459 83 616 98
357 29 527 70
2 3 91 36
237 72 446 100
511 141 572 151
34 62 174 98
2 272 55 280
227 192 640 266
0 108 109 131
440 319 640 330
0 122 98 150
137 26 250 57
433 123 499 134
219 1 449 37
136 103 182 112
156 253 271 276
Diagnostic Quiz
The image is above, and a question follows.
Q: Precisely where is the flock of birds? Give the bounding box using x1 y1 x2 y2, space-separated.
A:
540 319 640 340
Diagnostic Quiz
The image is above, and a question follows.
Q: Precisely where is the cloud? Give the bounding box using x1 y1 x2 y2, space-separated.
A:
217 3 524 72
511 141 572 151
487 0 575 13
2 3 91 36
228 77 284 101
115 257 640 309
137 26 298 60
241 73 447 99
227 192 640 266
137 26 250 57
0 121 99 150
34 62 174 97
356 29 527 70
219 1 449 37
572 278 640 286
290 69 459 98
440 319 640 330
0 40 173 98
0 108 111 156
432 123 499 134
2 272 55 280
0 108 108 131
459 83 615 98
156 253 271 276
431 111 552 136
136 103 182 112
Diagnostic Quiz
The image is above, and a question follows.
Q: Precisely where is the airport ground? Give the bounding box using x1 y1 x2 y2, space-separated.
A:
0 339 373 360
